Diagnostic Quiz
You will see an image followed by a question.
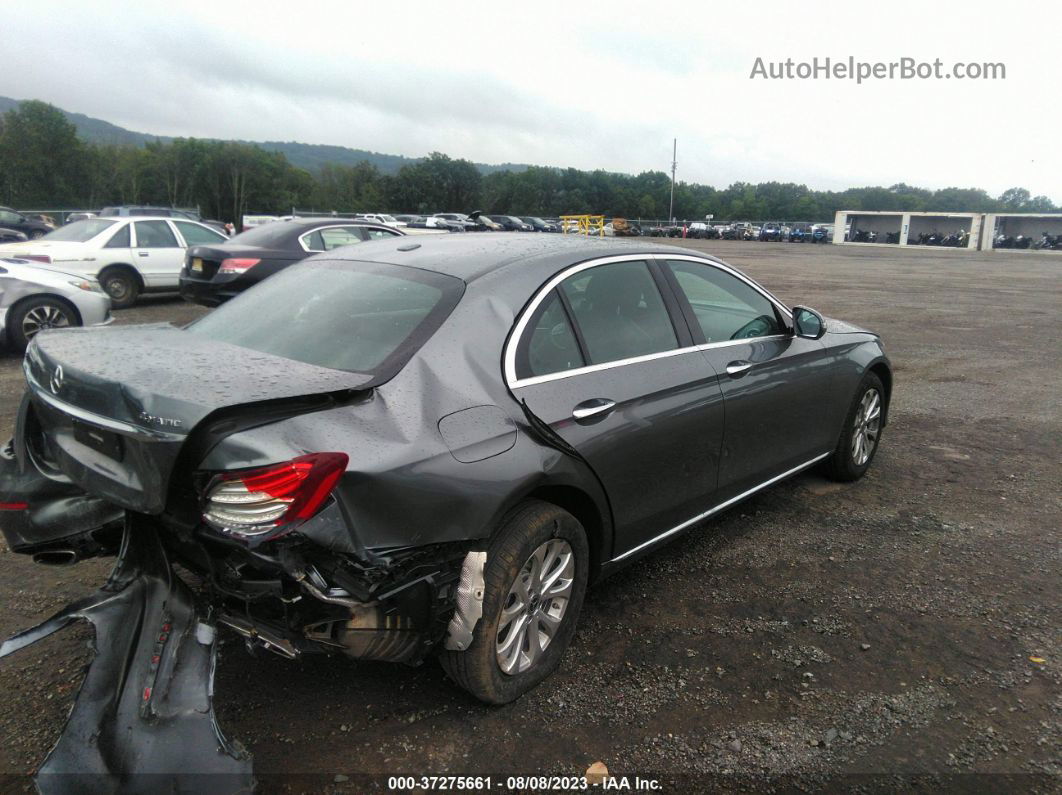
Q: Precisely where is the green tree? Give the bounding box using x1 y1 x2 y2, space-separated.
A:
0 100 87 206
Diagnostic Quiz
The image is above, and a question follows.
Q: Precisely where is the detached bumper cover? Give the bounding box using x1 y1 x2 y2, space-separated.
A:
0 519 254 793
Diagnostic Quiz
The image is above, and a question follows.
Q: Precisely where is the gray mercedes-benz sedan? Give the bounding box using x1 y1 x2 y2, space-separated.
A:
0 234 889 784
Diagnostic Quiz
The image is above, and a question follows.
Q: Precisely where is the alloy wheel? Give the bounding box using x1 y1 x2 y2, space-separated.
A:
22 304 71 340
851 387 881 466
496 539 575 675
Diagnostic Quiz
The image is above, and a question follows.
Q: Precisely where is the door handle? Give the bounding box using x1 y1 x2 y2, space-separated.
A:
138 251 149 257
726 360 753 378
572 398 616 422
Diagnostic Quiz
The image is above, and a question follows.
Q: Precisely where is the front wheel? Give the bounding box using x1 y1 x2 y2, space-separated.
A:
439 501 589 704
824 372 885 481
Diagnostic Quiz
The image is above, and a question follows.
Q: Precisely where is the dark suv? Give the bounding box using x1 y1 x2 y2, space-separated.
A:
100 207 228 235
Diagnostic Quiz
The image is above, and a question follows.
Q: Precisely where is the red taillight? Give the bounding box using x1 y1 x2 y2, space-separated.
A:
19 255 51 264
218 257 261 274
201 452 347 538
0 502 28 511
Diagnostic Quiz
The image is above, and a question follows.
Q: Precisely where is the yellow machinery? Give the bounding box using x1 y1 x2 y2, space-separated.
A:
560 214 605 237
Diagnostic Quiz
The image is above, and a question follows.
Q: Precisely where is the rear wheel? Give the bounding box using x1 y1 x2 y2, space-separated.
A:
99 267 140 309
439 501 588 704
7 297 77 351
824 372 885 481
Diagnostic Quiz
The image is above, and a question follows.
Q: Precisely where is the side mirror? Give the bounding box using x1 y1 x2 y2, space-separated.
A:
792 306 826 340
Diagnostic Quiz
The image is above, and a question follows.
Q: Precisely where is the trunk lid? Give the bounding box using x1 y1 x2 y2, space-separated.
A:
23 324 371 514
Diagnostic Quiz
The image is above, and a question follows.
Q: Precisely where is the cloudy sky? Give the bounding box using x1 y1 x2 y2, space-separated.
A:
3 0 1059 200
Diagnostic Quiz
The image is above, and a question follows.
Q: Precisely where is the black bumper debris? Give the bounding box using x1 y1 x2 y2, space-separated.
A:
0 520 254 794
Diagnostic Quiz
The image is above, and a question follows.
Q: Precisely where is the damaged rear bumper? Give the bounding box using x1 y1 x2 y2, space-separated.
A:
0 518 253 793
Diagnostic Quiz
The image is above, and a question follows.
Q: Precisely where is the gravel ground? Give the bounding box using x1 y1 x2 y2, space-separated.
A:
0 241 1057 792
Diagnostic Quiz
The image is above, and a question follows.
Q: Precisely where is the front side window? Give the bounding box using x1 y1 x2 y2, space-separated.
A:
560 260 677 365
666 260 782 343
134 220 179 248
517 291 584 378
187 260 463 374
174 220 225 246
104 223 130 248
0 210 20 223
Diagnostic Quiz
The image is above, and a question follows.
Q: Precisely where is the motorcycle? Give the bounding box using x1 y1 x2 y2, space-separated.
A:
941 229 969 247
885 232 900 244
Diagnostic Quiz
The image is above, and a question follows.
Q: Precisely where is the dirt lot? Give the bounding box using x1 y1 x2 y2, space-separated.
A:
0 240 1057 791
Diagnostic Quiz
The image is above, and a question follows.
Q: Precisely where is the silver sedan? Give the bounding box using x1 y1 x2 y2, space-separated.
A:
0 258 112 350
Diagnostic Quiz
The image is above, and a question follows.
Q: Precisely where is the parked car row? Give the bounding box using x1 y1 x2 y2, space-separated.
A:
651 221 834 243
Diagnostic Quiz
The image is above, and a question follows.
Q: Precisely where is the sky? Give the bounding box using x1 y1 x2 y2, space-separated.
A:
2 0 1059 201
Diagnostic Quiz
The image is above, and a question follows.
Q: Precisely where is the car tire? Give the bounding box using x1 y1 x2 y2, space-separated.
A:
28 229 45 240
439 500 589 705
99 267 141 309
7 296 77 351
824 372 885 482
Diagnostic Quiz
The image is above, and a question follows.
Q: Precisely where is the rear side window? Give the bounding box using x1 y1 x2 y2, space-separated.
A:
134 220 179 248
104 224 130 248
174 221 226 245
559 261 677 365
516 291 585 378
187 260 464 375
301 226 365 252
365 227 400 239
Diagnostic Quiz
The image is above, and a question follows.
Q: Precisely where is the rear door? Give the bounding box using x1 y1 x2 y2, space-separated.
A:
509 258 725 558
661 257 835 498
132 220 186 287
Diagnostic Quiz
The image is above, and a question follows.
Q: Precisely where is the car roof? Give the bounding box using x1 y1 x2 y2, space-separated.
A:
320 232 722 282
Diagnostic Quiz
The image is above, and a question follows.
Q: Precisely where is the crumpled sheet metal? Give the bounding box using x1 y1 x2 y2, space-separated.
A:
0 524 254 794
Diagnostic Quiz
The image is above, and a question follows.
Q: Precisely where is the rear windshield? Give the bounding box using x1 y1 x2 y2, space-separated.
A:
42 219 118 242
186 260 464 375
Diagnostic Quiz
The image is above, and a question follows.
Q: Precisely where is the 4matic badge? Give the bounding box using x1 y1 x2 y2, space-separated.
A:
139 412 183 429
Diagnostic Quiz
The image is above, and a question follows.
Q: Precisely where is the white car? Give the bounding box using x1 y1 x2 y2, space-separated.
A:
354 213 406 228
0 216 227 308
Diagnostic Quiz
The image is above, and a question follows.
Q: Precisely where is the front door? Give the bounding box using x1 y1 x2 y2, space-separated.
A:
511 259 725 558
661 257 835 498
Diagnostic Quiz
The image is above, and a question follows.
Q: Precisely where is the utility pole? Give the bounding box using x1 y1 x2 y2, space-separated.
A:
668 138 677 223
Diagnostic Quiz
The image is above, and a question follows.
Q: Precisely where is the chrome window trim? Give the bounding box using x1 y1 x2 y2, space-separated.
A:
609 451 830 564
504 252 792 389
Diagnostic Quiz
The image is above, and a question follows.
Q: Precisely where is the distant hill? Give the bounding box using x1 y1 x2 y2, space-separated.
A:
0 96 530 176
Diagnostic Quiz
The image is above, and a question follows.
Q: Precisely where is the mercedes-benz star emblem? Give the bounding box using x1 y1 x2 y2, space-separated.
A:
49 365 63 395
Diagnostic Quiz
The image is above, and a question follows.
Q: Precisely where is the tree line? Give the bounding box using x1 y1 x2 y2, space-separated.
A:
1 100 1056 224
